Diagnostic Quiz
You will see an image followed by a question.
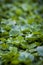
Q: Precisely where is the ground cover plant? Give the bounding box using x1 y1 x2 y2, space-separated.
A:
0 0 43 65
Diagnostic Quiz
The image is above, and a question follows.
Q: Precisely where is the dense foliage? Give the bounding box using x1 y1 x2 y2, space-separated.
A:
0 0 43 65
